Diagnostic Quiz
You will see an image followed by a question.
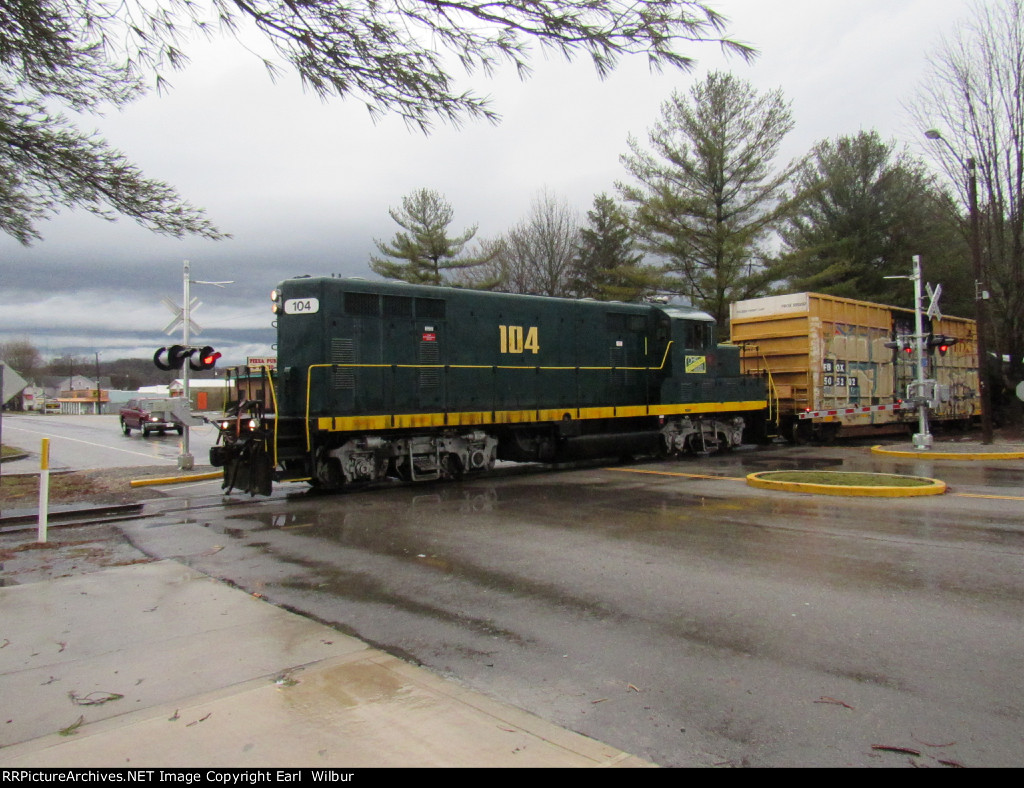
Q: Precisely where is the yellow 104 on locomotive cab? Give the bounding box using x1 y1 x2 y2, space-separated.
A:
210 277 769 495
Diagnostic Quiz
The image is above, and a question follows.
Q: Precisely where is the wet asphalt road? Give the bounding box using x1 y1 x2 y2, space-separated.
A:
0 413 220 471
118 442 1024 768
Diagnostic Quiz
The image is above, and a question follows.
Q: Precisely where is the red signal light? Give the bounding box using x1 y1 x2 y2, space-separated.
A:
189 346 221 371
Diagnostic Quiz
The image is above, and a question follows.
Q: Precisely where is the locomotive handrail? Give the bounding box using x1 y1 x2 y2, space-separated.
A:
262 365 281 468
299 342 677 454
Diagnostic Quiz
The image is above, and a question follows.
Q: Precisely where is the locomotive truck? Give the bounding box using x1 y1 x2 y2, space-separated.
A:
210 277 769 495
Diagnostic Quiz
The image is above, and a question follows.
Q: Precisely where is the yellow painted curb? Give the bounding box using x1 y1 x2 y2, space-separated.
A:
871 445 1024 461
130 471 223 488
746 471 946 497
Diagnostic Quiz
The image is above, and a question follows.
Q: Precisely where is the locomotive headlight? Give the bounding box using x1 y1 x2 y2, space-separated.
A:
270 289 282 314
220 420 231 431
247 418 260 431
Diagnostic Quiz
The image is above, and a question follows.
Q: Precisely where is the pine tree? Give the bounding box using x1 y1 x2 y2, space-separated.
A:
571 193 660 301
772 131 966 311
370 189 491 285
619 72 796 326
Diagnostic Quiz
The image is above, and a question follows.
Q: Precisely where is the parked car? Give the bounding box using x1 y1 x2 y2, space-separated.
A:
119 398 184 437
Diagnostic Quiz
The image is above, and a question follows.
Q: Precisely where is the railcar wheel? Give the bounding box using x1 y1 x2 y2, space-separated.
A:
817 423 839 444
789 420 812 445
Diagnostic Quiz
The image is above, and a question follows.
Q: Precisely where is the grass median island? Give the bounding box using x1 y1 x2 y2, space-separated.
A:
746 470 947 497
759 471 933 487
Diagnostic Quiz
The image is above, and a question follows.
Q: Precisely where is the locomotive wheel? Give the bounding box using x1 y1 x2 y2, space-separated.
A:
390 458 412 482
443 453 465 481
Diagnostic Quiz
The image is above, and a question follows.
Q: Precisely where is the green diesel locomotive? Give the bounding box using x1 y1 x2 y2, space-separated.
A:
210 277 768 495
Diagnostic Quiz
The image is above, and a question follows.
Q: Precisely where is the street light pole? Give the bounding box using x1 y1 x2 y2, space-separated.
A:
925 130 994 444
967 157 995 444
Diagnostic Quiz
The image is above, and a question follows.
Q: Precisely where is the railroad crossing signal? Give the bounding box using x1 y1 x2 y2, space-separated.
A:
884 336 915 355
927 334 958 356
154 345 194 371
162 296 202 336
153 345 220 371
190 346 222 371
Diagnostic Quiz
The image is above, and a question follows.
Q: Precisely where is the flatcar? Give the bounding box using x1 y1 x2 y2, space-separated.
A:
210 277 769 495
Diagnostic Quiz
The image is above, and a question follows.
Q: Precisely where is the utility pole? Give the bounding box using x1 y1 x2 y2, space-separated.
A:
968 157 994 444
94 352 101 415
925 130 993 443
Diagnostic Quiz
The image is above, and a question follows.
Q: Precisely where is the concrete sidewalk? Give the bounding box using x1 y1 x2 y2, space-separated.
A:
0 561 652 768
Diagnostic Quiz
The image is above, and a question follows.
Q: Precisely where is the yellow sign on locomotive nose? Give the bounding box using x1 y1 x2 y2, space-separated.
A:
685 355 707 374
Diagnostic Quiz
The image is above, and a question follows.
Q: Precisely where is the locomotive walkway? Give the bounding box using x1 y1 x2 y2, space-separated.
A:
0 559 652 768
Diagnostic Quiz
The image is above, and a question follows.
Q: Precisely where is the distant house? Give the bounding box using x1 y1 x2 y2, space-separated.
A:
34 375 111 415
138 379 230 412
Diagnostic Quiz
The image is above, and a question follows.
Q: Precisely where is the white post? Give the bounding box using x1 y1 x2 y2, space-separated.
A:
911 255 933 450
179 260 195 470
37 438 50 543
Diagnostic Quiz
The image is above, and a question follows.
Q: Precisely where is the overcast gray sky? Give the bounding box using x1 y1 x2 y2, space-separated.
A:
0 0 975 366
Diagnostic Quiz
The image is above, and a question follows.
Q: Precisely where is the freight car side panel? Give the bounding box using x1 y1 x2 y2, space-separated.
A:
730 292 979 434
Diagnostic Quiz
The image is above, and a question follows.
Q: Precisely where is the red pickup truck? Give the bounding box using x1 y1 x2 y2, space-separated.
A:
119 398 185 437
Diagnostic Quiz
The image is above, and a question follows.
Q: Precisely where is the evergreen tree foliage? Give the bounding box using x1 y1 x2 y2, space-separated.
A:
772 131 967 311
370 189 490 284
619 72 796 327
570 193 661 301
1 0 751 245
0 0 225 244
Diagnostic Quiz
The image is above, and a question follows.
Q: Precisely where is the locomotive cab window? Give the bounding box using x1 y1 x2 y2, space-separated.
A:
688 322 714 349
